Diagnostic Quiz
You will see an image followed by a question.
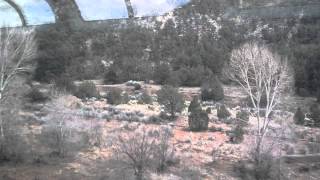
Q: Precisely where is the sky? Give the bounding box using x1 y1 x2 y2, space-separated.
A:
0 0 190 27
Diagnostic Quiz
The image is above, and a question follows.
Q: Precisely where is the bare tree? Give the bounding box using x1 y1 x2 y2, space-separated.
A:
42 93 76 157
0 27 36 141
229 41 291 163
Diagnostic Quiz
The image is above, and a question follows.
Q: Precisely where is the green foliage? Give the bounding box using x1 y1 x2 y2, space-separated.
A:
138 91 152 104
54 75 77 93
237 152 278 180
201 76 224 101
106 89 123 105
121 92 130 104
25 87 49 103
34 27 86 82
188 96 202 113
309 103 320 127
153 63 172 85
188 97 209 131
229 123 245 143
104 68 120 85
217 104 231 120
177 66 213 87
206 107 212 114
294 107 305 125
157 85 185 120
236 110 250 126
74 81 100 99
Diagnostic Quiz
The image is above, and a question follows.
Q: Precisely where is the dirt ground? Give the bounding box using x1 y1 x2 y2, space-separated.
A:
1 82 320 180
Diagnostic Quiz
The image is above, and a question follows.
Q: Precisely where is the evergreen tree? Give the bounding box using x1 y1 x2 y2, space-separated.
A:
188 96 209 131
157 85 185 120
294 107 305 125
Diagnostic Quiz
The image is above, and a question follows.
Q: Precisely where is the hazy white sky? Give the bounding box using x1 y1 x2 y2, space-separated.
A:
0 0 189 26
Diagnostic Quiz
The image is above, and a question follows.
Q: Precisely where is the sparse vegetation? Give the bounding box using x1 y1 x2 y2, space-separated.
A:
106 88 130 105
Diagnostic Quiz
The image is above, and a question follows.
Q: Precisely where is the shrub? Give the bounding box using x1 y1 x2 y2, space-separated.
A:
166 71 180 87
126 81 142 90
229 123 245 143
115 130 155 180
157 85 185 120
294 107 305 125
206 107 212 114
237 151 278 180
188 97 209 131
177 66 212 87
121 92 130 104
236 110 250 126
74 81 100 99
106 89 122 105
188 96 202 113
134 83 142 90
309 103 320 127
217 105 231 120
153 63 171 85
201 75 224 101
104 69 119 84
153 128 175 172
148 115 163 124
25 87 49 103
138 91 152 104
54 74 76 93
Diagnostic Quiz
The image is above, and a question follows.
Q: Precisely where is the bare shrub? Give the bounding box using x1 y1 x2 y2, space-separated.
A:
89 123 104 148
41 94 77 158
114 127 176 179
153 127 176 172
114 129 155 180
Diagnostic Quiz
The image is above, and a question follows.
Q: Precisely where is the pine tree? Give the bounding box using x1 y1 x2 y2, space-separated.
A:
188 96 209 131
